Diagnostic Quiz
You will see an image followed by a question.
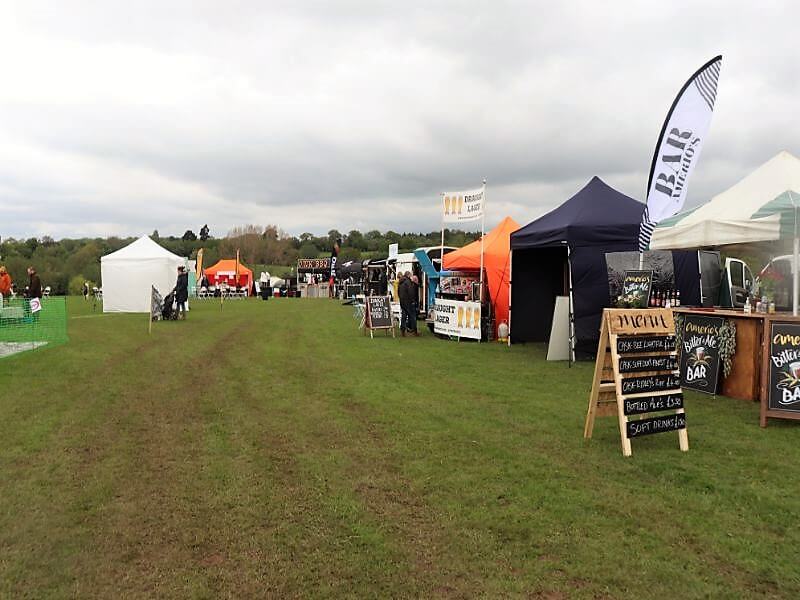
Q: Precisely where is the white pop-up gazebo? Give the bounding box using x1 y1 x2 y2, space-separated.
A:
651 151 800 313
101 236 187 313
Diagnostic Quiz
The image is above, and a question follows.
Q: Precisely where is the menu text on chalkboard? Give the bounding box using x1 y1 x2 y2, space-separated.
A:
617 335 676 354
626 413 686 438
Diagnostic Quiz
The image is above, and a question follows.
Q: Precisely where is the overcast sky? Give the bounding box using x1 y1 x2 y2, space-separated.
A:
1 1 798 240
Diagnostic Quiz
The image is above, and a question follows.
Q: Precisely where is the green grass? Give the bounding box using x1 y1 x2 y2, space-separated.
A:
1 297 799 598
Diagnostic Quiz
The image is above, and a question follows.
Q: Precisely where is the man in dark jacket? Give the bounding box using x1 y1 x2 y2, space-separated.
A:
398 271 418 336
27 267 42 299
174 266 189 320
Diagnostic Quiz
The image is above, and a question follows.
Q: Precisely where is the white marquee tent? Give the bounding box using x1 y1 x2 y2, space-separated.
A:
101 236 187 313
652 150 800 313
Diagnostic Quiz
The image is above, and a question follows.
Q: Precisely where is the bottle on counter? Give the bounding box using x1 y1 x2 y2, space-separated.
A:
744 295 752 314
675 290 681 307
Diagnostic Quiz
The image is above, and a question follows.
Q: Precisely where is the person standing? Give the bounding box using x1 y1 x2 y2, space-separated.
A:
174 266 189 320
83 281 90 301
409 274 420 335
27 267 42 299
0 266 11 307
398 271 417 336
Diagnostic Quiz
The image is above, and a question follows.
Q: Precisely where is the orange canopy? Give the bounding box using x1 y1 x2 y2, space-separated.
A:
204 259 254 292
443 216 520 334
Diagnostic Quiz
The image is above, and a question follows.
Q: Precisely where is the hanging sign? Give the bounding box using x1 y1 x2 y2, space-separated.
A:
297 258 331 271
388 243 399 260
442 186 484 223
679 314 723 394
433 298 481 340
29 298 42 313
621 270 653 307
584 308 688 456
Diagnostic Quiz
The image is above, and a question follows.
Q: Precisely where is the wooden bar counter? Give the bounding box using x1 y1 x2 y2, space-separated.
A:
674 308 800 401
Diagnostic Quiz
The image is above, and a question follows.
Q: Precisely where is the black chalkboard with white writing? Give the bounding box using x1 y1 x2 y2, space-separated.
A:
680 315 723 394
366 296 392 329
767 322 800 413
627 413 686 438
621 270 653 307
617 335 676 354
620 373 680 396
618 356 679 374
623 393 684 416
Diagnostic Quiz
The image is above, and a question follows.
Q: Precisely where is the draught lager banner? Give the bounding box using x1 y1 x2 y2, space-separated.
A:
639 56 722 251
433 298 481 340
442 186 484 223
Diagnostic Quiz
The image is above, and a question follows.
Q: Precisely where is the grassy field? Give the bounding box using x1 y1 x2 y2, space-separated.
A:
1 297 799 598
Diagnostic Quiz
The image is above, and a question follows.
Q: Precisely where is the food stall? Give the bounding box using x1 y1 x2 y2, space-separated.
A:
651 151 800 411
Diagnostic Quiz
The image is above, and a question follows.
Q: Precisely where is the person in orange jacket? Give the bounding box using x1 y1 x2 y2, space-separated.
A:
0 266 12 301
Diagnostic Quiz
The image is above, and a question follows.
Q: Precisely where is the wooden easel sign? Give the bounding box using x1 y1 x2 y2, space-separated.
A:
364 296 395 339
584 308 688 456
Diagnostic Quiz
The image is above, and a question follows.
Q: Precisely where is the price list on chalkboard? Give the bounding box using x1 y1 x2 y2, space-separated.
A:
363 295 394 338
585 308 688 456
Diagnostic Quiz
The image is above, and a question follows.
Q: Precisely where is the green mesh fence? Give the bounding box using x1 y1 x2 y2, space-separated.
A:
0 296 68 358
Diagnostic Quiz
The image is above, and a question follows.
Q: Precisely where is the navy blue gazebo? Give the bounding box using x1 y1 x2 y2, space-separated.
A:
509 177 644 358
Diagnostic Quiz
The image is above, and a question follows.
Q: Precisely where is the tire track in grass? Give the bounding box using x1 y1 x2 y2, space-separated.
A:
64 313 255 598
255 301 480 597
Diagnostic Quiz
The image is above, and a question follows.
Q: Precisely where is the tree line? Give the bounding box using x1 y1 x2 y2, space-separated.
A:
0 225 480 295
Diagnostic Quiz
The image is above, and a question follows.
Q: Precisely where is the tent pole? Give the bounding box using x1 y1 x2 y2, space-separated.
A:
479 180 486 343
794 236 799 317
508 249 512 347
567 243 575 366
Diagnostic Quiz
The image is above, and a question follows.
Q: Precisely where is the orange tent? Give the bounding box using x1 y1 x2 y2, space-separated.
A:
443 216 520 334
204 259 254 293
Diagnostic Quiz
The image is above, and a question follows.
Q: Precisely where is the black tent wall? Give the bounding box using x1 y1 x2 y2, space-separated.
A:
510 247 567 343
569 243 635 358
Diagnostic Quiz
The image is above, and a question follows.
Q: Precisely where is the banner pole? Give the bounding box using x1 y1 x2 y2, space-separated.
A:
480 180 486 304
149 285 153 334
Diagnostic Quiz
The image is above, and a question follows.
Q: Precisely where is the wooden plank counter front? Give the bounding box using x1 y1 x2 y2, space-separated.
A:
674 308 800 402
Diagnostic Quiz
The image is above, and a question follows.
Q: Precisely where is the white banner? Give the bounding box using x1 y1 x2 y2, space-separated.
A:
442 186 484 223
433 298 481 340
639 56 721 251
388 243 399 260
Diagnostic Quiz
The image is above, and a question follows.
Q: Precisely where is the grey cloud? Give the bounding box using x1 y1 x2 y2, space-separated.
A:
1 1 799 238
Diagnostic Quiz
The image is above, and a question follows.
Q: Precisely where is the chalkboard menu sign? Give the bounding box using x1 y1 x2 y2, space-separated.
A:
585 308 688 456
767 322 800 413
679 315 723 394
363 296 394 338
617 335 676 354
620 373 680 395
621 270 653 307
623 393 683 416
618 356 679 374
626 413 686 438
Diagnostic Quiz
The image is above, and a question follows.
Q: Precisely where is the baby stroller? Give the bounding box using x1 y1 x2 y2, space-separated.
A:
161 291 178 320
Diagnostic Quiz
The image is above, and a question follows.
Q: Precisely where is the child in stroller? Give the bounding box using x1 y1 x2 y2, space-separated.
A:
161 291 178 320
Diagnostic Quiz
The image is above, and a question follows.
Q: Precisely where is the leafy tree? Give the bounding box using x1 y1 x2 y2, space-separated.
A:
182 230 197 241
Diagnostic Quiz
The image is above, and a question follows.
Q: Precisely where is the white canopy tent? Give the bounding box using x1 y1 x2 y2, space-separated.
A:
651 151 800 313
101 236 187 313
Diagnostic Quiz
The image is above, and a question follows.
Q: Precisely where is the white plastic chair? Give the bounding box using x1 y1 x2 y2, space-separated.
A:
43 286 51 297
